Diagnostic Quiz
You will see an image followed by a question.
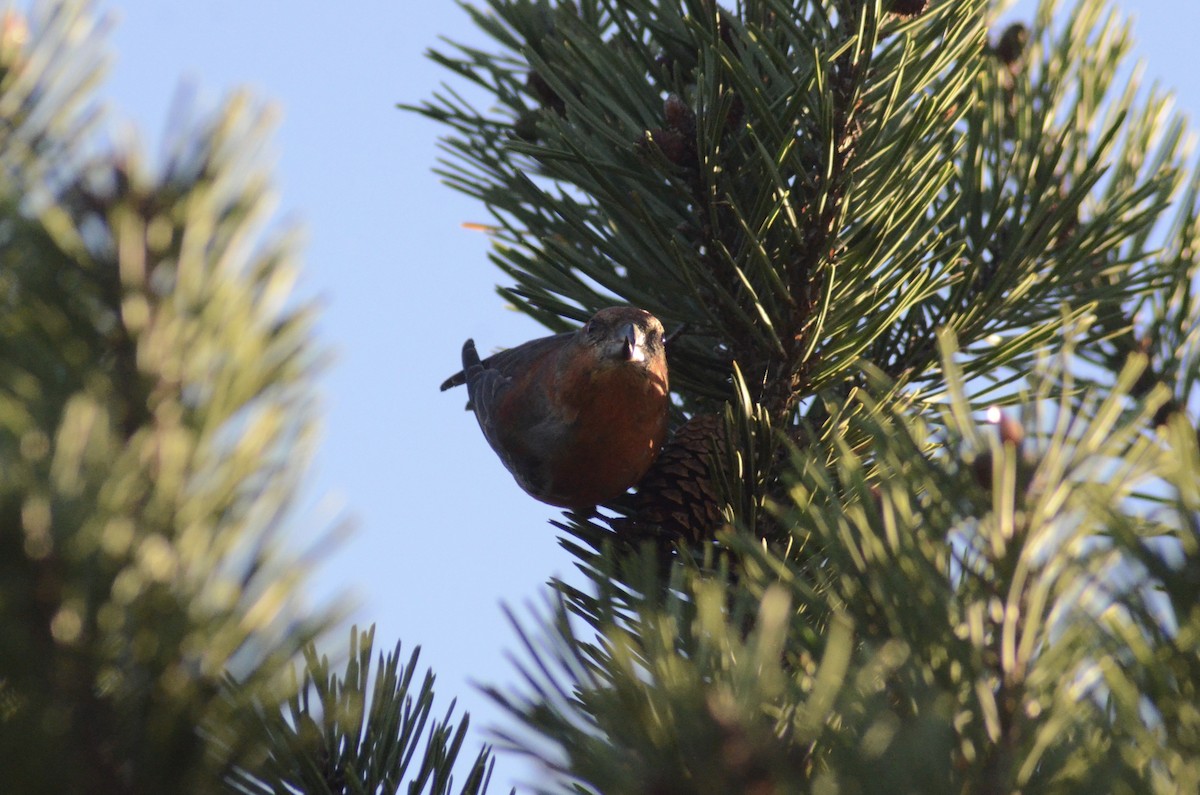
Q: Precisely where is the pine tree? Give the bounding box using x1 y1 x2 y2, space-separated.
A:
0 1 494 792
6 0 1199 791
410 0 1200 792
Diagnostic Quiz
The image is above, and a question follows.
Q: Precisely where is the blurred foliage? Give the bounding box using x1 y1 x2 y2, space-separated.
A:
0 0 328 789
0 1 495 793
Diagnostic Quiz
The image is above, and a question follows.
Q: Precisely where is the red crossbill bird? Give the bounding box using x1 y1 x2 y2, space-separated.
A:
441 306 670 508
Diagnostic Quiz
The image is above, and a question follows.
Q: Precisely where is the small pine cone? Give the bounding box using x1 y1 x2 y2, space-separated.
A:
663 93 696 136
635 413 728 542
994 23 1029 71
525 70 566 115
992 408 1025 447
888 0 928 18
638 94 699 168
640 127 697 168
512 110 541 142
971 409 1028 493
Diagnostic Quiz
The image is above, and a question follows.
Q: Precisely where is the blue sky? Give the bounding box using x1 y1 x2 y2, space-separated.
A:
93 0 1199 790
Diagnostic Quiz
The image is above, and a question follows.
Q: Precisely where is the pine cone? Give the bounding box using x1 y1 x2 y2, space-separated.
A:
994 23 1030 72
639 94 699 168
970 410 1028 493
635 413 729 542
526 70 566 115
888 0 929 18
663 94 696 137
641 127 696 168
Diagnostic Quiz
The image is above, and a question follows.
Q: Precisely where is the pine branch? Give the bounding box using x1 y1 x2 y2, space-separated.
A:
225 627 499 795
0 3 333 790
415 1 1200 791
414 0 1192 425
490 330 1195 793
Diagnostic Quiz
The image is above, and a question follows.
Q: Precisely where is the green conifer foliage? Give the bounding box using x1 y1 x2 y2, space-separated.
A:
415 1 1200 791
0 3 495 792
0 2 326 788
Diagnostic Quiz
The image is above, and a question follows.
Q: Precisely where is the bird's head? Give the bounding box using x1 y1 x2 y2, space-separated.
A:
578 306 666 369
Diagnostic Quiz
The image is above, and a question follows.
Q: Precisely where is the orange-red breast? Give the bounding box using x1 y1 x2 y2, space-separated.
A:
441 307 670 508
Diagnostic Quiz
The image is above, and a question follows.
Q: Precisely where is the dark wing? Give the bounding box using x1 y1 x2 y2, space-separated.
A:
439 331 572 391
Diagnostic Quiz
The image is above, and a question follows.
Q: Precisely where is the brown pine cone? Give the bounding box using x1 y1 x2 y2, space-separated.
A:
970 409 1028 493
888 0 929 18
526 70 566 115
994 23 1030 72
635 412 729 542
